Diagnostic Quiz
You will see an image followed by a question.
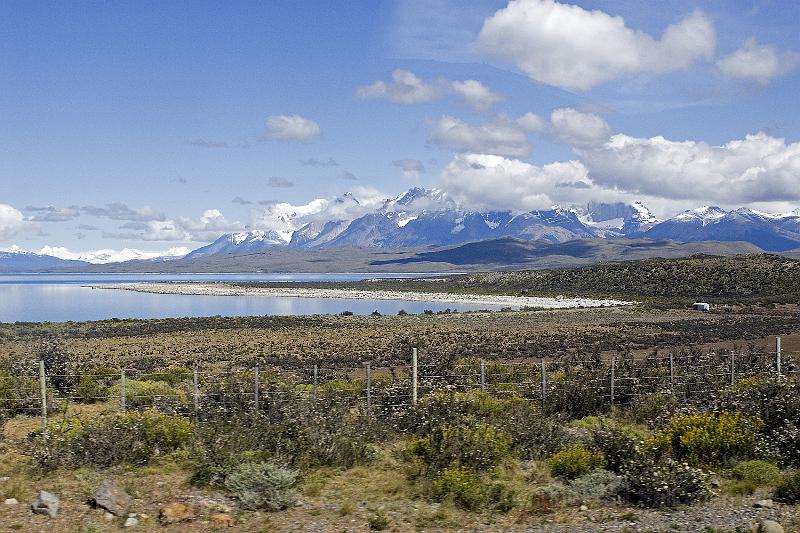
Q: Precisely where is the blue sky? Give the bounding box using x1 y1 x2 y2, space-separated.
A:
2 0 799 258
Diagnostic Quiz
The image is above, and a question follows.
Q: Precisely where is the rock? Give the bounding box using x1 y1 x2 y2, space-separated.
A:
754 499 776 509
30 490 59 518
758 520 784 533
4 498 18 505
159 502 196 525
124 516 139 527
0 476 10 482
198 498 233 514
92 479 132 516
210 513 235 527
579 504 588 511
104 512 115 521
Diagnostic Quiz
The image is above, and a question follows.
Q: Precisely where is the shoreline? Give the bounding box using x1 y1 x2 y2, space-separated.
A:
89 282 634 309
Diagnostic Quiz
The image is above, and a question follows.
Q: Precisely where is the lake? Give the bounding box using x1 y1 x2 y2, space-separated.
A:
0 273 492 323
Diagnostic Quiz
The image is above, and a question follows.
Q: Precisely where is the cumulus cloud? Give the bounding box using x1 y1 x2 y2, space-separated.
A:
24 205 81 222
517 112 547 133
550 107 611 147
428 115 533 157
268 177 295 188
103 209 244 242
0 204 32 240
577 131 800 204
717 38 800 84
81 203 165 222
393 159 425 179
265 114 321 142
450 80 503 112
356 69 502 111
477 0 715 90
356 69 444 104
439 153 589 211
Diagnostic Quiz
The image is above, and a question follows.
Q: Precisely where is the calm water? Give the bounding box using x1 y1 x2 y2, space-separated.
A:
0 273 489 322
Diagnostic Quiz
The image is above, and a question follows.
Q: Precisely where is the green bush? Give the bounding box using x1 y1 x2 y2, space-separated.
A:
74 367 120 403
0 372 40 417
654 411 764 467
28 409 193 471
430 466 487 510
548 447 605 479
620 455 712 508
224 461 297 511
774 470 800 503
731 460 780 485
108 379 187 411
428 466 514 511
141 366 192 386
567 469 622 503
408 422 513 474
591 427 643 474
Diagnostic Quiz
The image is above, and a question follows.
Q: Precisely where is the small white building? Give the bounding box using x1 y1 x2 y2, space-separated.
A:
692 302 711 312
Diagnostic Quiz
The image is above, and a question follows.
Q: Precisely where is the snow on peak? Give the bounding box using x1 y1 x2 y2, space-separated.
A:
674 206 727 225
35 246 190 264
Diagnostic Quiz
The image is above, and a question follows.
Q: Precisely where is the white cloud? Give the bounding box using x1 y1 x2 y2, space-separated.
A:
392 159 425 179
577 131 800 204
265 114 321 142
717 38 800 84
356 69 444 104
439 153 589 211
428 115 533 157
38 245 190 264
450 79 503 112
356 69 501 111
0 204 32 240
104 209 244 242
81 203 165 222
550 107 611 147
517 112 547 133
477 0 715 90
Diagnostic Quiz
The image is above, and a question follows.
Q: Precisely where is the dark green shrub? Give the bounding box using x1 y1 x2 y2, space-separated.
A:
108 379 187 411
430 466 487 510
731 460 780 485
408 422 513 474
141 366 192 386
548 447 605 479
367 511 390 530
28 409 192 471
0 372 40 417
223 461 297 511
774 470 800 503
654 411 763 467
74 367 120 403
620 456 712 508
591 427 644 474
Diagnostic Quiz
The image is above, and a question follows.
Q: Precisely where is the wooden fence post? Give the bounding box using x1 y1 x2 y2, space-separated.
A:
254 366 260 411
669 353 674 393
120 370 126 411
610 356 616 405
776 336 782 378
412 348 418 405
365 362 372 416
38 360 47 434
539 358 546 411
730 353 735 386
312 364 319 401
480 359 486 392
193 369 200 425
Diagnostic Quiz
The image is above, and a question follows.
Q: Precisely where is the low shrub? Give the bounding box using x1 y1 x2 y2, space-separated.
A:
548 447 605 479
28 409 193 471
771 421 800 467
590 426 644 474
223 461 297 511
731 460 780 485
0 372 40 417
774 470 800 504
141 366 192 386
429 466 515 511
74 367 119 403
654 411 764 467
620 455 712 508
109 379 188 411
567 469 623 503
430 466 487 510
408 422 513 474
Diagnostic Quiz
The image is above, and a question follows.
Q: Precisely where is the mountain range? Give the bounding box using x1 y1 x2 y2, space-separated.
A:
2 187 799 272
189 187 800 257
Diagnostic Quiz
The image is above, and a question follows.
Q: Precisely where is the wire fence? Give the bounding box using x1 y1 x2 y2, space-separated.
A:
2 337 799 432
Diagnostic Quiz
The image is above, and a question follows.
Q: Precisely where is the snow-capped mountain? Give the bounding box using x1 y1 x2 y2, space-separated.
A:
183 189 800 257
0 249 89 271
643 207 800 251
